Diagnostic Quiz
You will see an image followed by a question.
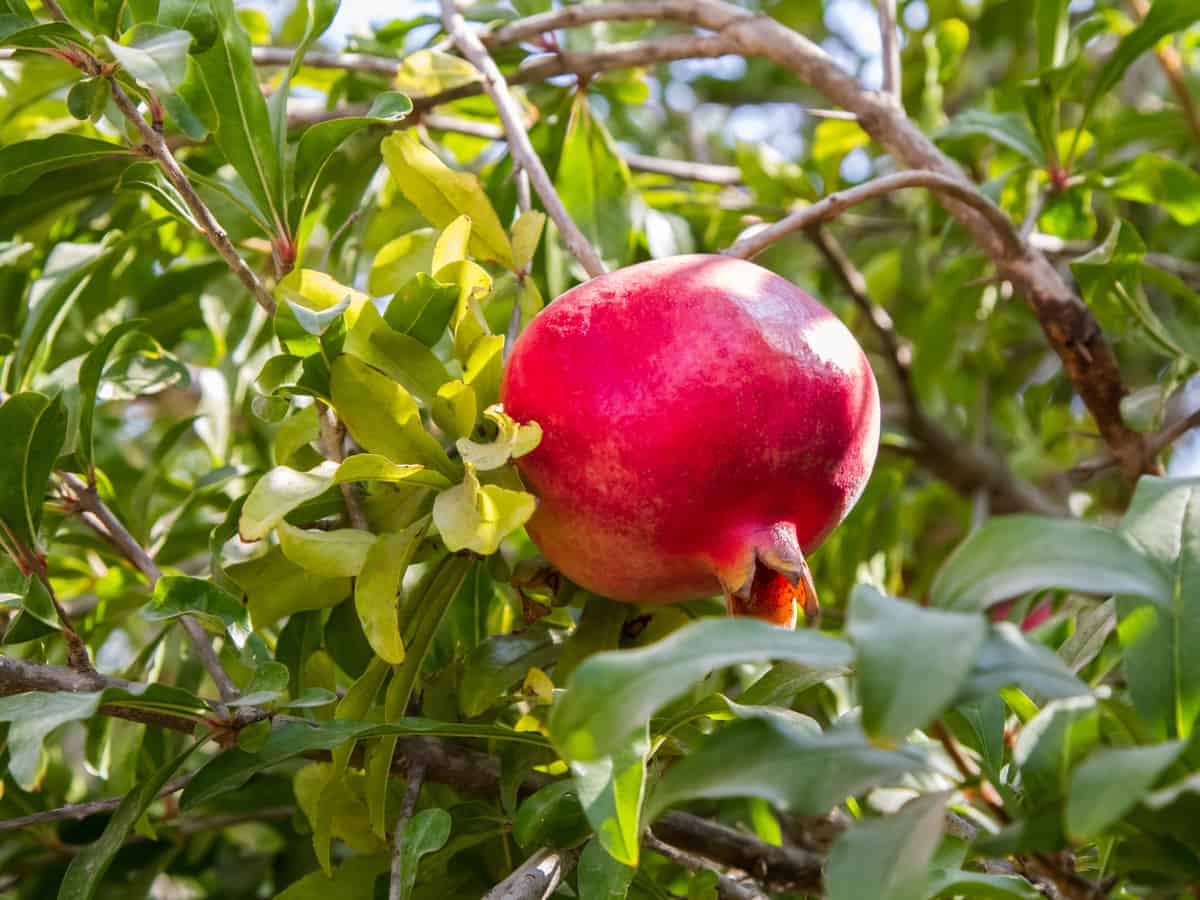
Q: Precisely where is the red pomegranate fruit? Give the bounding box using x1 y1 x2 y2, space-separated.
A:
500 255 880 628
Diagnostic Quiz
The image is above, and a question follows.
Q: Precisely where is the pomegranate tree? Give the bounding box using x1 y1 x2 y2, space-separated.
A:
501 255 880 627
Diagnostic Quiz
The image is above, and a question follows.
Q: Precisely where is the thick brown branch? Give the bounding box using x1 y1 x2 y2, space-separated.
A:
439 0 607 278
59 473 241 704
105 79 277 315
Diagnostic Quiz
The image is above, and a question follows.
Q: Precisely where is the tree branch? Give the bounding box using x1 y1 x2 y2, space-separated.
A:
482 847 580 900
722 170 1023 260
439 0 607 278
59 472 241 705
105 79 277 315
317 404 369 530
0 774 197 834
388 758 427 900
644 830 768 900
807 226 1066 516
877 0 901 105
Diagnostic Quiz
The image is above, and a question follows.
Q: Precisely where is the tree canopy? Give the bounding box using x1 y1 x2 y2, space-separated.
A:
1 0 1199 898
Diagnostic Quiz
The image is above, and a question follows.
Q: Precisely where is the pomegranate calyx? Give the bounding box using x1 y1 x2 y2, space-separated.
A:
718 523 820 629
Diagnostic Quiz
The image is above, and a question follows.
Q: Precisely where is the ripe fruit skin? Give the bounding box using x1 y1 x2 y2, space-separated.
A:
501 254 880 626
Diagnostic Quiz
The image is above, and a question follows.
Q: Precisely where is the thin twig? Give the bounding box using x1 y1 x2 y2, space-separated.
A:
439 0 607 278
0 775 197 833
644 831 768 900
105 79 277 315
877 0 901 105
722 170 1023 260
388 759 427 900
59 472 241 705
317 404 369 529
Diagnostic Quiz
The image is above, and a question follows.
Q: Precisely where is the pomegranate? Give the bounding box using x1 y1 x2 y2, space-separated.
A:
500 255 880 628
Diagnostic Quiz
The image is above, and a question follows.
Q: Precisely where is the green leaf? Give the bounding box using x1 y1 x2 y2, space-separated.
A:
573 725 648 867
1115 477 1200 740
824 793 950 900
394 808 452 900
290 91 412 231
1036 0 1070 70
554 595 628 687
157 0 217 51
267 0 340 224
0 20 87 49
238 461 337 541
0 135 128 196
431 380 478 442
145 575 251 648
369 229 438 296
0 392 68 553
456 404 542 471
356 524 426 664
556 93 636 269
936 108 1041 160
274 856 389 900
117 161 197 226
393 48 480 95
1066 741 1184 839
847 585 987 742
334 454 451 490
177 0 284 233
644 718 925 822
181 720 374 810
927 868 1040 899
66 77 110 122
433 465 536 556
1058 599 1116 673
1077 0 1200 146
78 320 145 476
343 300 454 406
431 214 472 272
511 209 547 272
58 735 206 900
1014 696 1100 804
550 618 853 762
1107 155 1200 227
278 521 376 577
380 131 514 269
104 25 192 93
578 838 636 900
931 515 1171 612
0 691 103 790
384 273 460 349
958 623 1090 702
227 546 350 629
330 353 456 475
514 780 592 849
458 622 564 718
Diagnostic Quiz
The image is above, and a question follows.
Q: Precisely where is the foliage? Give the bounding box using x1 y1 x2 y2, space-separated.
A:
0 0 1198 898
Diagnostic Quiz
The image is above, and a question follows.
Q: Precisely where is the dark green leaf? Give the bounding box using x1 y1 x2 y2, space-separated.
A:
145 575 251 648
958 623 1089 702
550 618 853 762
384 273 459 349
0 135 128 197
394 809 452 900
848 585 987 741
77 320 145 475
934 110 1043 163
514 780 592 849
0 392 68 553
645 718 924 821
931 515 1170 612
1067 741 1184 838
824 793 949 900
58 735 206 900
458 622 564 718
578 837 636 900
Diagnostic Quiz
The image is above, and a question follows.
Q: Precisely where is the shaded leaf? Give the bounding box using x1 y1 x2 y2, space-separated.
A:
0 135 128 197
931 515 1170 612
394 808 452 900
573 725 648 867
1067 741 1184 838
0 392 68 552
550 618 853 762
145 575 251 648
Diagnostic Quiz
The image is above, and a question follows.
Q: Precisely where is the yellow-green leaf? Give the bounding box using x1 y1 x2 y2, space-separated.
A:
278 521 376 577
343 301 452 406
432 214 471 272
433 466 536 555
334 454 452 489
329 354 457 477
432 379 477 440
393 48 480 96
239 461 337 542
381 131 514 268
457 404 541 471
356 525 425 664
511 209 546 272
369 228 437 295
